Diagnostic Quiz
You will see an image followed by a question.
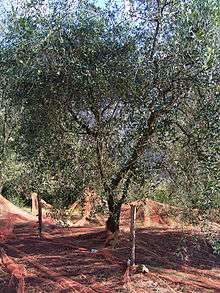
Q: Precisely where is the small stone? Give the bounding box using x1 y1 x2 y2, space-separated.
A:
127 258 131 266
138 264 149 273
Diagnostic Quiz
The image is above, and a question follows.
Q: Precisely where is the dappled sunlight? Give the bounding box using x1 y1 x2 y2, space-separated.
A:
1 222 219 292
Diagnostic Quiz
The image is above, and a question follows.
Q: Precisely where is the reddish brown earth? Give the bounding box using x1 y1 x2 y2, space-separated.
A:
0 196 220 292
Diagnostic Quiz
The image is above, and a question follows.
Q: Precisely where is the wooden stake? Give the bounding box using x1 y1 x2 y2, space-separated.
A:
31 192 38 217
37 194 43 238
130 205 136 266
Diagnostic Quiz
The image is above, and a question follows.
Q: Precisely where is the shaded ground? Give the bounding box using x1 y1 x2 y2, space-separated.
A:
0 223 220 293
0 195 219 292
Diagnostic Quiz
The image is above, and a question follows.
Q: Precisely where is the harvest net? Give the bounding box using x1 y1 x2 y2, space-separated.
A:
0 194 36 242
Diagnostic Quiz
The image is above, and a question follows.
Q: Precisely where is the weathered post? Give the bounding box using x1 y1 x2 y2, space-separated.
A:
130 204 137 266
37 194 43 237
31 192 38 217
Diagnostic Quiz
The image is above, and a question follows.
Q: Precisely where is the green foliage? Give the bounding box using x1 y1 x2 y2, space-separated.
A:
152 189 172 205
212 240 220 255
5 193 28 208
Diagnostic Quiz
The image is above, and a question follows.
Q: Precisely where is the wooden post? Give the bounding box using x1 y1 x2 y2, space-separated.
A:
37 194 43 237
31 192 38 217
130 205 137 266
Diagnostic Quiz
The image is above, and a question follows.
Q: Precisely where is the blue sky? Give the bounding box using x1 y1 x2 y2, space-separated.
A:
0 0 124 16
0 0 122 9
96 0 106 6
96 0 122 7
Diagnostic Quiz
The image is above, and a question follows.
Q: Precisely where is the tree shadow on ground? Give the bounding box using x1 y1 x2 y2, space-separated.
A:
1 224 220 292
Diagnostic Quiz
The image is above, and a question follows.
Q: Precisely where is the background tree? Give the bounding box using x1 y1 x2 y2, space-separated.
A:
0 45 28 204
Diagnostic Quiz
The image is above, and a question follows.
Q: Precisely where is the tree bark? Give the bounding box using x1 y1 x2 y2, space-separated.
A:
105 201 121 247
106 210 121 233
106 196 122 234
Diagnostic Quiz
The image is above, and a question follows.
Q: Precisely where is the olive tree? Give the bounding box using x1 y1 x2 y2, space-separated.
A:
1 0 219 234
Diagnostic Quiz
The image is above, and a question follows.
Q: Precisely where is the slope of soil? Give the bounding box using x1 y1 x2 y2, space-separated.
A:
0 194 37 243
78 200 181 228
0 194 36 223
0 194 56 242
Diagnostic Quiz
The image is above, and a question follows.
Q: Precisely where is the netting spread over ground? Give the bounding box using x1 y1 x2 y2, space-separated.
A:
0 194 36 242
1 225 220 293
1 194 220 292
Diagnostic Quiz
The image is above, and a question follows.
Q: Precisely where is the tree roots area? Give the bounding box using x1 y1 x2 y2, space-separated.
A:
0 220 220 293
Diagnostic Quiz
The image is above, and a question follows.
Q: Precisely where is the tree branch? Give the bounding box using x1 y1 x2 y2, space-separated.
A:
110 89 180 191
67 105 97 137
150 0 171 59
175 121 209 161
119 171 133 205
96 138 108 191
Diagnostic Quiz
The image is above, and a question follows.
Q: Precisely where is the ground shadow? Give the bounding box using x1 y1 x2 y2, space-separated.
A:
1 224 220 292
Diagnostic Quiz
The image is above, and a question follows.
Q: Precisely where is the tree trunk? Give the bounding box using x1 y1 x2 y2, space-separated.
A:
106 200 122 234
106 210 120 233
105 202 121 247
0 177 3 194
104 190 125 247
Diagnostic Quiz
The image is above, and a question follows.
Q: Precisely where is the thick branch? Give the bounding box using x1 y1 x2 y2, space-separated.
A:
119 171 133 205
96 138 108 190
110 92 180 191
150 0 170 59
110 111 156 190
150 19 160 60
67 105 97 137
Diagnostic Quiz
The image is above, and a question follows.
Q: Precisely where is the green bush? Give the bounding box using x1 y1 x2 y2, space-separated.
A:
7 193 28 208
212 239 220 255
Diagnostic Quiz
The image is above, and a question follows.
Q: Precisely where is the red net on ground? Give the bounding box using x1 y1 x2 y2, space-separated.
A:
0 194 36 243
